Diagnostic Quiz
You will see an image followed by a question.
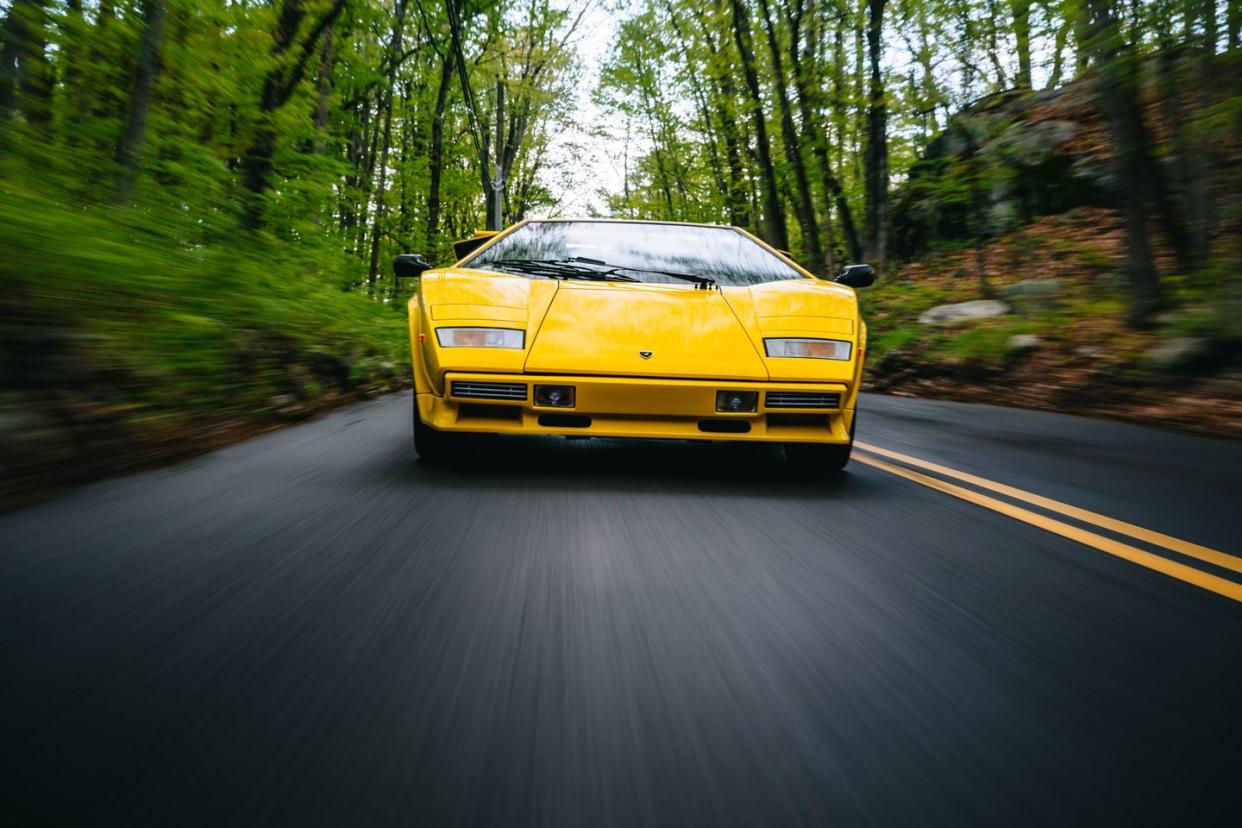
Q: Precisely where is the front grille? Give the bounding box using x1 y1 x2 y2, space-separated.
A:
451 381 527 401
765 392 842 409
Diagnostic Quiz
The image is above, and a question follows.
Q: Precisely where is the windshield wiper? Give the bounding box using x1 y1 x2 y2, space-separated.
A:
489 257 716 289
488 258 639 282
565 257 717 289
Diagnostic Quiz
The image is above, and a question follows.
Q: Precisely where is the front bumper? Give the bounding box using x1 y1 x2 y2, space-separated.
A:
417 372 855 443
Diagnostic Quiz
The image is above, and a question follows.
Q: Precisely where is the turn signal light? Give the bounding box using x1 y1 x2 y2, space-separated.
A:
534 385 575 408
764 337 851 360
716 391 758 413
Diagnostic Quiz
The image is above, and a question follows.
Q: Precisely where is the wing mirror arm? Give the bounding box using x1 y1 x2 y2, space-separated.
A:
834 263 876 288
393 253 432 279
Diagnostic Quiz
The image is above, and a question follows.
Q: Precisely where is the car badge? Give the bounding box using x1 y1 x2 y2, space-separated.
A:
639 350 653 359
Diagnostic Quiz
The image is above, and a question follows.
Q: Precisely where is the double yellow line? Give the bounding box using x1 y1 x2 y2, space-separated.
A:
853 441 1242 603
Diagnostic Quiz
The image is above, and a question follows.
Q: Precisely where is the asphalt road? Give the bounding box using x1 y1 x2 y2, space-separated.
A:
2 392 1240 826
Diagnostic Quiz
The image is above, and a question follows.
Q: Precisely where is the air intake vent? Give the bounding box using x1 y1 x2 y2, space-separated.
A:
765 392 842 409
698 419 751 434
538 413 591 428
451 381 527 401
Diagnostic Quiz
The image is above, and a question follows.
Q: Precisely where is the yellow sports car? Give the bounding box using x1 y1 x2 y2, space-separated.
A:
393 219 874 473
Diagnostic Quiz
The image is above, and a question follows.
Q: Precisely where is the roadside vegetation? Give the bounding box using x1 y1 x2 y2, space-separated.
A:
0 0 581 503
862 208 1242 435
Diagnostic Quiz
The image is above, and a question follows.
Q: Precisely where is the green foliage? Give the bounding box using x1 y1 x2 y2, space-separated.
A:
859 279 949 323
0 188 408 416
0 0 583 475
593 0 1106 254
941 325 1019 364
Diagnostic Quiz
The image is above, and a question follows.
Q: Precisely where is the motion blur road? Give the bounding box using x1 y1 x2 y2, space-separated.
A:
2 392 1240 825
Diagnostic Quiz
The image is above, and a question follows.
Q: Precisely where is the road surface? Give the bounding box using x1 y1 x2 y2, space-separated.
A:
2 392 1240 825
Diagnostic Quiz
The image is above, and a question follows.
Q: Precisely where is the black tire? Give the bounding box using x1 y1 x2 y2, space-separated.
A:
784 413 855 475
412 405 459 463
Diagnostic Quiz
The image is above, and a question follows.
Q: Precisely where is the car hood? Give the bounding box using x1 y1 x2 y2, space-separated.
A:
423 270 859 382
525 281 769 380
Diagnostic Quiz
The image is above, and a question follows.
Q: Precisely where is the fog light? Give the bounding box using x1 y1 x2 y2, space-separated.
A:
535 385 575 408
716 391 758 413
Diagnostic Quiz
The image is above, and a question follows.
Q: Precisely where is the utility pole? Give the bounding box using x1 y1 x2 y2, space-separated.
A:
491 77 505 230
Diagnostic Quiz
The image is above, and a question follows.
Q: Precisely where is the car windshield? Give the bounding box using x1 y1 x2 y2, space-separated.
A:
462 220 806 286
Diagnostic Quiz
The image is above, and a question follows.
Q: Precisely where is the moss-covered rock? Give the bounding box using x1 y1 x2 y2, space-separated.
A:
891 82 1114 259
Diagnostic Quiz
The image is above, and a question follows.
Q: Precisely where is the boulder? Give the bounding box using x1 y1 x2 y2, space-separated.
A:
268 394 310 420
1006 334 1043 353
1001 279 1063 312
306 348 353 388
994 119 1079 167
889 77 1115 259
918 300 1010 327
1141 338 1212 373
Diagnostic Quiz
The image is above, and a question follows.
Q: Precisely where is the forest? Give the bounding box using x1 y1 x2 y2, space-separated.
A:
594 0 1240 430
600 0 1238 282
1 0 1239 497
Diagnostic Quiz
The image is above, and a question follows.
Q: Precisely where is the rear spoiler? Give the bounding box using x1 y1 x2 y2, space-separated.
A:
453 230 499 261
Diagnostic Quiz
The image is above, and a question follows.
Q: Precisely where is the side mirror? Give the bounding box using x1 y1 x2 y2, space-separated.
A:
835 263 875 288
393 253 431 279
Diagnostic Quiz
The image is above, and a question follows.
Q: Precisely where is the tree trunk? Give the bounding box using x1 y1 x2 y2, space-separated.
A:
729 0 789 249
863 0 888 269
664 4 729 209
355 97 382 258
445 0 494 225
311 26 336 157
647 117 677 214
690 9 751 228
426 52 453 248
1085 0 1160 324
60 0 88 147
340 97 370 236
0 0 51 131
789 0 861 267
1047 8 1071 89
396 81 414 249
0 4 25 122
1011 0 1033 88
717 89 751 229
832 21 847 181
240 0 347 229
491 77 504 230
114 0 167 201
983 0 1010 87
72 0 116 156
1188 0 1216 266
758 0 824 270
368 0 409 292
1074 0 1091 75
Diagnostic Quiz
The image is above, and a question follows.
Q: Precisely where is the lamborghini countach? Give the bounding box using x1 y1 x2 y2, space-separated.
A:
393 219 874 472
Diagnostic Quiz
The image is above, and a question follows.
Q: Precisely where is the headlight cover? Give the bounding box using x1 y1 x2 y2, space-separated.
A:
436 327 525 349
764 337 852 360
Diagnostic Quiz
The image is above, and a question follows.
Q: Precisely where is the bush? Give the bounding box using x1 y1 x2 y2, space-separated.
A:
0 187 410 500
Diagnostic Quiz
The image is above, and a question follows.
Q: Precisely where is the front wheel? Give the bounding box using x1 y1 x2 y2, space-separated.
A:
413 406 461 463
784 414 855 476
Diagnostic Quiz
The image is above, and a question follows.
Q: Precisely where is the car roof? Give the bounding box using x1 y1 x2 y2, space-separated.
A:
521 217 736 230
